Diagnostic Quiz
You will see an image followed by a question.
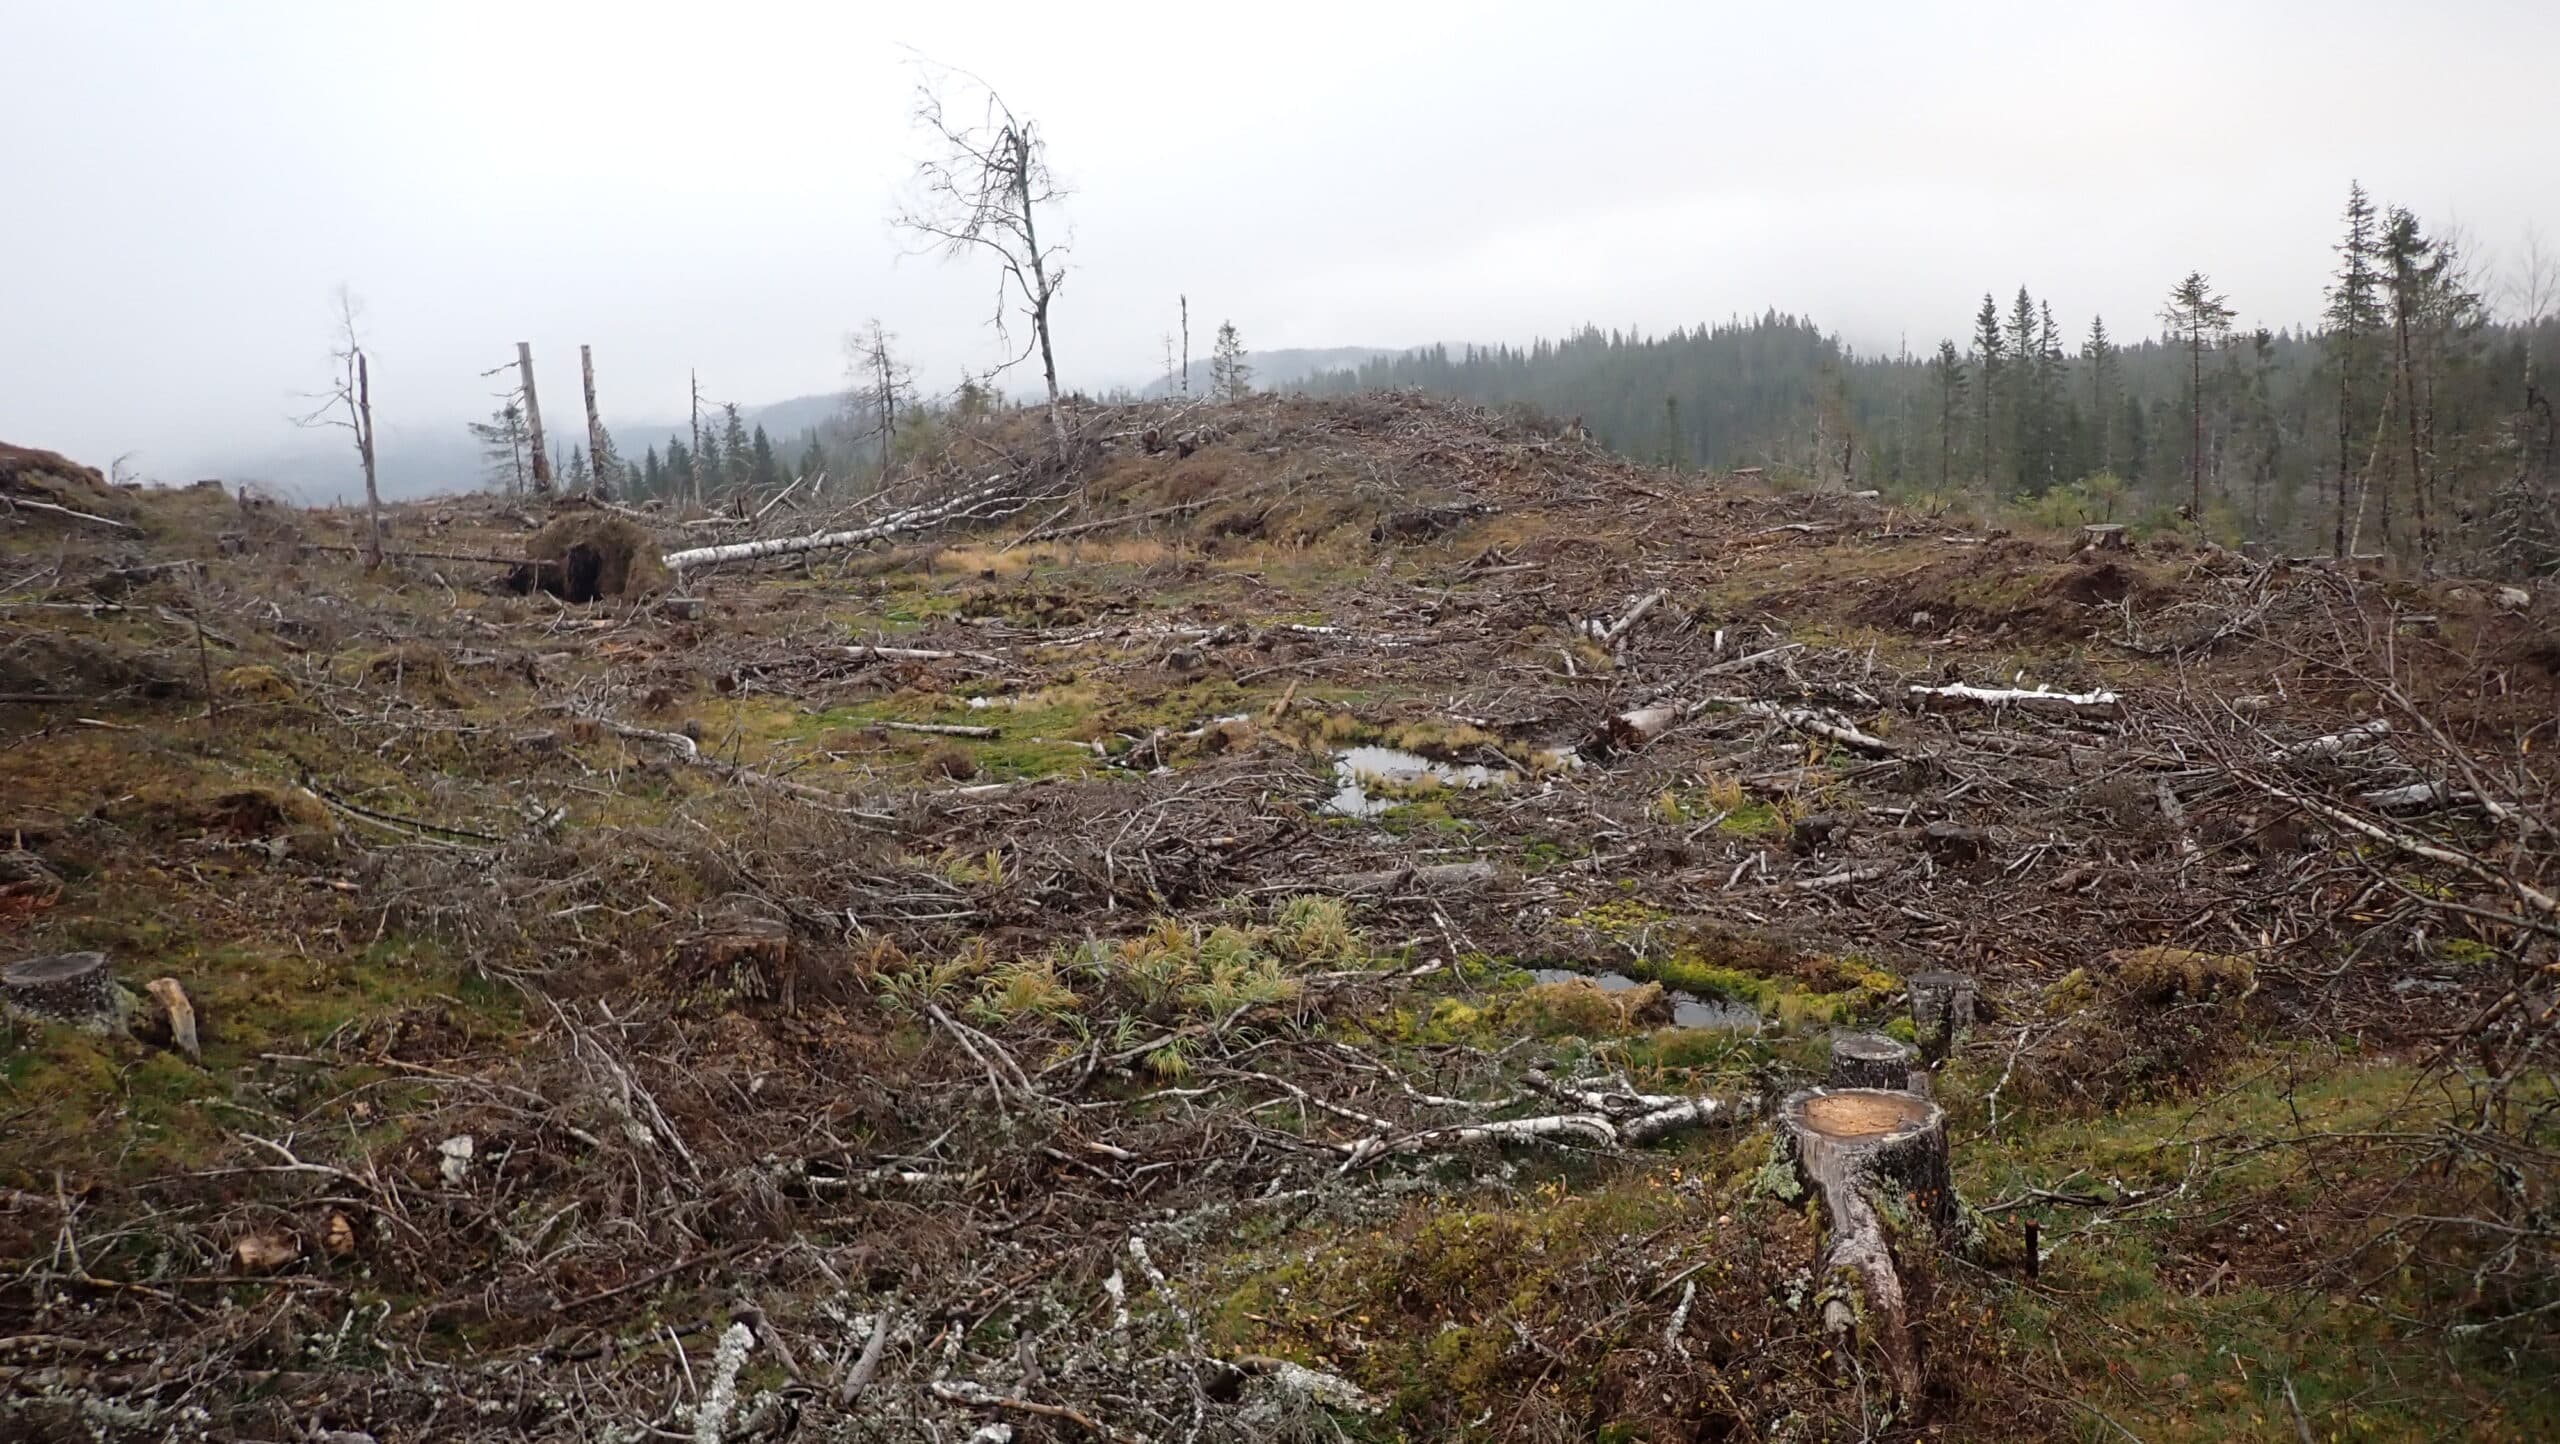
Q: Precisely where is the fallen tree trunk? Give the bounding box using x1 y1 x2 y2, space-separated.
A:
662 479 1035 574
1594 590 1667 649
1907 682 2120 722
2268 719 2390 763
873 720 998 738
1323 860 1499 895
1779 1088 1959 1400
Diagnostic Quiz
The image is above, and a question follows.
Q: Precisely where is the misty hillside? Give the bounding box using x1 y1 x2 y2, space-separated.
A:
1139 346 1406 399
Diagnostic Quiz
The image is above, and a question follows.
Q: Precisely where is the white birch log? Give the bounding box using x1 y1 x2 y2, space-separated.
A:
662 480 1021 573
1907 682 2121 721
1323 860 1499 895
1596 590 1667 648
2267 719 2390 762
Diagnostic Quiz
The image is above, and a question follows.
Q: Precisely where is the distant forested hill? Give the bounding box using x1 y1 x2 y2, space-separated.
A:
1294 234 2559 577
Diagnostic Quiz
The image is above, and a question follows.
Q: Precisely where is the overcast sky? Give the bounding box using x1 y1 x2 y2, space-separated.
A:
6 0 2556 481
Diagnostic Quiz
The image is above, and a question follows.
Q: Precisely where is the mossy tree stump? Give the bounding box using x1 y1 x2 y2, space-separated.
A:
1779 1088 1957 1400
1828 1032 1917 1090
4 951 117 1028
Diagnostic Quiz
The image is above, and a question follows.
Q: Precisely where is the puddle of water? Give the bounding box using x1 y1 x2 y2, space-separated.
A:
1527 966 1762 1031
1326 745 1513 817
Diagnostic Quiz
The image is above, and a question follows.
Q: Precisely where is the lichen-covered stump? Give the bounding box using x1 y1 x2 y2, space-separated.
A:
1828 1032 1917 1090
3 951 117 1028
1907 969 1977 1065
1780 1088 1957 1399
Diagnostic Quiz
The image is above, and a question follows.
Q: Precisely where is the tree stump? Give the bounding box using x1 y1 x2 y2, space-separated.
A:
1828 1032 1917 1090
675 896 793 1006
1779 1088 1958 1399
3 951 118 1028
1907 970 1977 1065
1920 821 1987 864
2081 523 2129 552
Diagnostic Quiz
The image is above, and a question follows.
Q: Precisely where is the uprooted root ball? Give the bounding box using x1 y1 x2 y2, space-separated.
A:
509 514 668 602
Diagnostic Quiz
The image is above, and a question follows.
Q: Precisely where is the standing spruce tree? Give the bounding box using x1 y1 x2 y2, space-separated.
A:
720 403 752 496
1929 340 1967 505
2160 271 2238 519
2323 183 2384 557
1211 321 1252 401
2003 289 2043 492
2380 205 2443 563
2083 316 2119 476
1971 295 2004 490
466 401 531 495
749 424 781 493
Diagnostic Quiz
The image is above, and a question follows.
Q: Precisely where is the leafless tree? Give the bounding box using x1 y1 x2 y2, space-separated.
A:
848 320 913 482
897 68 1071 460
298 286 384 568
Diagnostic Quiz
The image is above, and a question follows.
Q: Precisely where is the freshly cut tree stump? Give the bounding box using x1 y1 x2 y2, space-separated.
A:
3 951 118 1028
1907 969 1977 1064
1828 1032 1917 1090
1780 1088 1958 1399
2081 523 2129 552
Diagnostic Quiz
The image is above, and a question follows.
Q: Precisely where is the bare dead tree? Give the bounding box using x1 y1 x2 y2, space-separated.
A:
297 286 384 568
848 320 912 482
690 368 707 510
1180 293 1190 396
897 68 1071 461
515 342 554 496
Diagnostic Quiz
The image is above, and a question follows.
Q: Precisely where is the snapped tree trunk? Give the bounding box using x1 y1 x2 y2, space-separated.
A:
517 343 554 496
1779 1088 1960 1400
581 344 609 499
356 351 383 569
1907 970 1977 1064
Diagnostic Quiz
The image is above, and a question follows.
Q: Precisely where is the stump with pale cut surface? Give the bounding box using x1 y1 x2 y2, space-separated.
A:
3 951 117 1027
1780 1088 1957 1400
1828 1032 1917 1090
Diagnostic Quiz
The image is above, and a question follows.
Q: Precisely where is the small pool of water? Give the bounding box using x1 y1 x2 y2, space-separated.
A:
1527 966 1763 1031
1326 746 1513 817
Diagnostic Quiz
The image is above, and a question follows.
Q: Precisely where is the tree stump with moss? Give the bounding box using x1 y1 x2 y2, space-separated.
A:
3 951 117 1028
1779 1088 1957 1399
1828 1032 1917 1090
1907 969 1977 1064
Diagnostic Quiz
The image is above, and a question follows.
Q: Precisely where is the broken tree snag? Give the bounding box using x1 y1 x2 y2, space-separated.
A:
1779 1088 1957 1399
132 977 201 1061
1906 682 2121 722
3 951 117 1028
1828 1032 1917 1090
1906 970 1977 1065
